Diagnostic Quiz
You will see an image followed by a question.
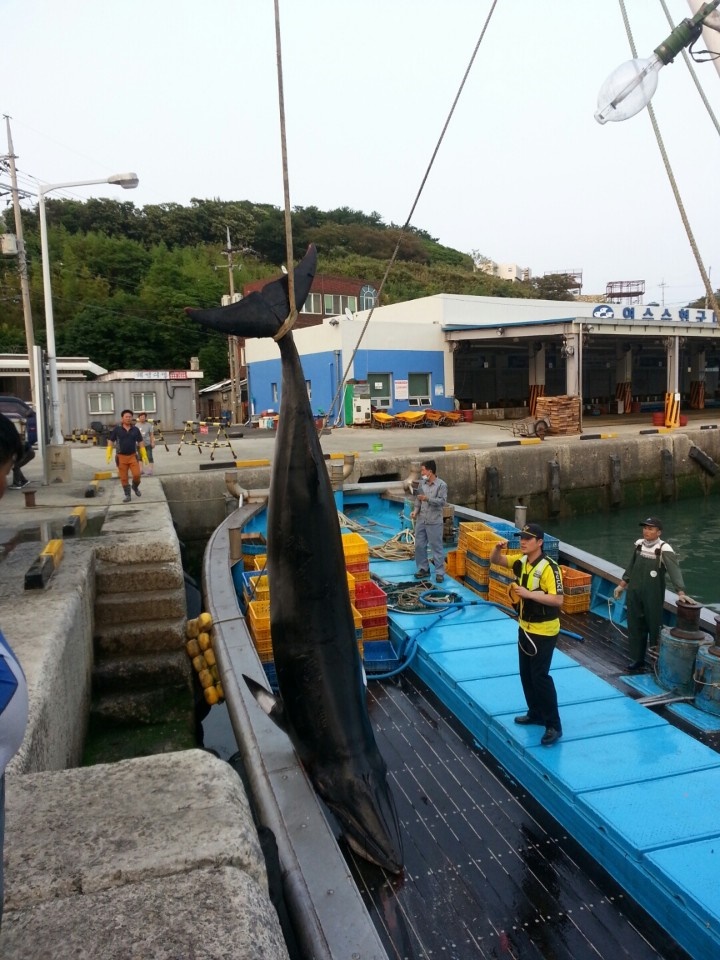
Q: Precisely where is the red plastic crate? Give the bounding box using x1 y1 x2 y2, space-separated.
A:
354 580 387 610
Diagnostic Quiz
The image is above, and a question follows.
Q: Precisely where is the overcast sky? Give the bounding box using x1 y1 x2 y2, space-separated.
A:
3 0 718 307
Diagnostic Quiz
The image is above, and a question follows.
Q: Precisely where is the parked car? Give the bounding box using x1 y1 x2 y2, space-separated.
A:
0 396 33 419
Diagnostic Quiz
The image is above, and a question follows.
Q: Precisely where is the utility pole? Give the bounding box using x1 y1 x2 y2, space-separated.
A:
3 115 37 410
222 227 241 424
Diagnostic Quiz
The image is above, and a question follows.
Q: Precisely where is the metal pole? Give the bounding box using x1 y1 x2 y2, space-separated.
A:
37 188 64 446
4 117 36 410
36 174 139 450
227 226 239 425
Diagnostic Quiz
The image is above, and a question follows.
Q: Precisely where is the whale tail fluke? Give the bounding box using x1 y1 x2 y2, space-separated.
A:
185 244 317 339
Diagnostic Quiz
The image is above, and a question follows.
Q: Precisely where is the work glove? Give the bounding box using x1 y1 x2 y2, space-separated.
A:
105 445 113 464
140 446 149 465
613 585 624 601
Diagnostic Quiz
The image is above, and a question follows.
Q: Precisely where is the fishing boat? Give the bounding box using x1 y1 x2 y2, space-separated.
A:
203 475 720 960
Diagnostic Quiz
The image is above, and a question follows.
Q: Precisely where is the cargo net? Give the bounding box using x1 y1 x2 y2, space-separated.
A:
178 420 237 461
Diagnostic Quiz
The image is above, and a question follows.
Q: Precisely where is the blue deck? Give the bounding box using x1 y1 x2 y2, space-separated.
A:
373 557 720 960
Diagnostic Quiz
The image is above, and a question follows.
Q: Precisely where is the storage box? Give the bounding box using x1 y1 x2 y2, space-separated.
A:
354 580 388 609
363 640 400 673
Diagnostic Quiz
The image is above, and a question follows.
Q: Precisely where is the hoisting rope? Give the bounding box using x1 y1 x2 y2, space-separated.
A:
328 0 500 424
272 0 297 342
618 0 720 318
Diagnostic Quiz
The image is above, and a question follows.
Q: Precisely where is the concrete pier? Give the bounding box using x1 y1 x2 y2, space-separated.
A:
2 751 288 960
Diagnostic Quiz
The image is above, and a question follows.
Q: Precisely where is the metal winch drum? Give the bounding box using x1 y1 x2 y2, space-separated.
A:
656 599 710 697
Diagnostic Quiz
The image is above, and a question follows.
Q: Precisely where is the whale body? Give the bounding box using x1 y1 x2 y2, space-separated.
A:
186 245 403 872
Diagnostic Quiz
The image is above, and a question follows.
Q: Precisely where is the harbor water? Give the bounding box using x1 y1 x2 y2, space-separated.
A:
547 495 720 611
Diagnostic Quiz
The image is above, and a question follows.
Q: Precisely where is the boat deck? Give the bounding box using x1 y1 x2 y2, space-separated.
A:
353 558 719 960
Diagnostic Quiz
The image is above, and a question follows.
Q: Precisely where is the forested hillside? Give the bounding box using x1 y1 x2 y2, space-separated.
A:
0 198 561 384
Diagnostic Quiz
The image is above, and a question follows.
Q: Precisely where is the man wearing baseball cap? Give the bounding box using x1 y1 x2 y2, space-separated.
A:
613 518 687 671
490 522 564 746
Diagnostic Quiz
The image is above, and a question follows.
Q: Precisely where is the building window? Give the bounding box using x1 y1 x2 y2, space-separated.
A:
88 393 114 415
271 383 278 404
368 373 392 408
300 292 323 314
359 285 378 310
323 294 358 317
408 373 431 406
131 391 157 413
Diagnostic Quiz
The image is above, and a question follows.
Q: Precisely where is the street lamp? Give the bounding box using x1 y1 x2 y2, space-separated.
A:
38 172 139 447
595 0 720 124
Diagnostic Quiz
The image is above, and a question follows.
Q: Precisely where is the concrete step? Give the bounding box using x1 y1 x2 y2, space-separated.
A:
89 684 193 726
92 650 191 694
94 587 186 627
95 557 184 594
94 618 186 657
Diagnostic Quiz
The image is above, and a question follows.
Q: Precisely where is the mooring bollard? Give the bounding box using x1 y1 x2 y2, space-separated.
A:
23 489 36 508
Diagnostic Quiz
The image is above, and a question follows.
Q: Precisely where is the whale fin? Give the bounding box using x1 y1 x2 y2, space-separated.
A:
243 674 289 733
185 244 317 339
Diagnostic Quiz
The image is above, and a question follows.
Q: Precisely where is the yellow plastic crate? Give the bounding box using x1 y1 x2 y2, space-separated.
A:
342 532 370 561
457 522 492 549
465 530 504 559
248 598 271 619
253 554 268 571
346 572 356 602
252 635 274 662
363 624 389 641
488 578 515 608
465 558 489 585
350 604 362 630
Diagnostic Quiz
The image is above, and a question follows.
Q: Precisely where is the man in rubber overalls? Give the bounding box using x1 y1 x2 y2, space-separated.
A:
490 523 564 746
613 517 687 671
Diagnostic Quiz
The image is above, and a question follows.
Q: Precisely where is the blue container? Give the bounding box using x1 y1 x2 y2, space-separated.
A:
657 626 706 696
695 645 720 716
543 534 559 560
364 640 400 673
263 662 279 692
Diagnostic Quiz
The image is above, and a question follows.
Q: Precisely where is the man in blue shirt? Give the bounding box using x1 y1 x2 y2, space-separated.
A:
107 410 147 503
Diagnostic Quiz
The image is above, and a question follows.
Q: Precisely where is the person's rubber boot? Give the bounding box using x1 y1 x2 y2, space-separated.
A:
132 481 142 498
122 485 131 503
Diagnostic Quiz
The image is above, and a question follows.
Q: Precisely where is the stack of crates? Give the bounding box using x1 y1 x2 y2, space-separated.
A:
354 579 389 642
488 549 522 607
560 565 592 613
342 532 371 582
456 521 494 578
464 529 504 598
240 533 267 571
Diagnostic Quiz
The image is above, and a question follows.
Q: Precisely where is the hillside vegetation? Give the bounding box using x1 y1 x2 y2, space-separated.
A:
0 198 568 384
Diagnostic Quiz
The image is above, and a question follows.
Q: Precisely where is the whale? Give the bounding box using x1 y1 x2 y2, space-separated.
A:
186 245 403 873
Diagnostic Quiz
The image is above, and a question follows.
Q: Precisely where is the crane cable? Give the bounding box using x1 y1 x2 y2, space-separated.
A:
272 0 297 342
329 0 501 424
617 0 720 318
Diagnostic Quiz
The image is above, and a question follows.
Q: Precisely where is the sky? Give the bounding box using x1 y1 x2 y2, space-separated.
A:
2 0 719 307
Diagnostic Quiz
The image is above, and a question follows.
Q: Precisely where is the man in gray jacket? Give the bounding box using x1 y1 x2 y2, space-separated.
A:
411 460 448 583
